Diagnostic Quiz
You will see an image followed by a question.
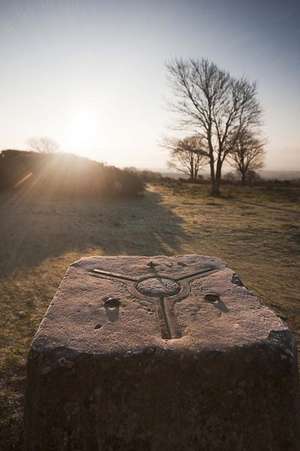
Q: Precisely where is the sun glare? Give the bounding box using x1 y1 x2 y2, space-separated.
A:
63 110 99 157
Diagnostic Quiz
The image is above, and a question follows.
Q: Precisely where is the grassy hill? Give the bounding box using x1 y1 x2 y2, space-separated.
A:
0 149 144 198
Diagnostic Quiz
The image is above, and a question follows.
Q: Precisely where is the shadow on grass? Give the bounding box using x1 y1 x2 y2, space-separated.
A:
0 187 189 450
0 188 187 278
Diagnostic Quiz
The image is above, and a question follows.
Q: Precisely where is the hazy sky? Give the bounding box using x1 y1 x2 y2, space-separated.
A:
0 0 299 170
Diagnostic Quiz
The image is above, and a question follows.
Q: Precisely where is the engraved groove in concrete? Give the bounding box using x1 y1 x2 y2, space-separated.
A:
91 268 139 282
158 296 181 339
88 266 221 339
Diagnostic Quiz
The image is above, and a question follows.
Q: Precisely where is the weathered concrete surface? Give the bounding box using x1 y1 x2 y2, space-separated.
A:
25 255 298 451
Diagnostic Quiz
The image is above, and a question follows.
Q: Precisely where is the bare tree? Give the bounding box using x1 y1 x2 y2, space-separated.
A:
229 129 265 184
166 58 262 195
27 136 59 153
165 135 208 181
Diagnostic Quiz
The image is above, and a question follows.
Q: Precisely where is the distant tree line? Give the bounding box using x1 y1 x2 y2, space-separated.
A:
165 58 265 195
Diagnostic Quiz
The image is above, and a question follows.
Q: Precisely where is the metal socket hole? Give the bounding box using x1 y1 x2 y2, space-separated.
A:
204 293 220 304
103 297 120 310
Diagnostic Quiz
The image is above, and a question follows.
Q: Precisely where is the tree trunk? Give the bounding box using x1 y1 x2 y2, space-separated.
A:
195 165 199 181
190 166 194 182
241 172 246 185
210 169 221 196
190 155 194 182
211 179 220 196
211 160 222 196
209 160 219 196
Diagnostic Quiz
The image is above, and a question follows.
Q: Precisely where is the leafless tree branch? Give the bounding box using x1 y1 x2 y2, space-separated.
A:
166 58 263 195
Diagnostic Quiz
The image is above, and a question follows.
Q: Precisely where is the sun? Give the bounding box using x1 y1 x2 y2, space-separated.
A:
63 110 99 157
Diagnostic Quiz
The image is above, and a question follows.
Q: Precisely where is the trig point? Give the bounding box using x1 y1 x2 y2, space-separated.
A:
25 255 298 450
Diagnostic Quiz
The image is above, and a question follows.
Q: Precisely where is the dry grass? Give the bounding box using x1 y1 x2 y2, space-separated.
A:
0 182 299 449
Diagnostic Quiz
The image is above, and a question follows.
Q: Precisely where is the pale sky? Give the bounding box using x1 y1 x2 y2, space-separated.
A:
0 0 299 170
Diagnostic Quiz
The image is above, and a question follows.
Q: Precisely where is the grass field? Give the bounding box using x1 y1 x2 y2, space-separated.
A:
0 181 300 449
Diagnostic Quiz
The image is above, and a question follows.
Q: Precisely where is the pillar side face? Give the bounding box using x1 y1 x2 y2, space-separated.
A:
25 255 299 451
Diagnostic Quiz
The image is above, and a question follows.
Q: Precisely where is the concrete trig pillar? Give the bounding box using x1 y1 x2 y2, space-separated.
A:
25 255 298 450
